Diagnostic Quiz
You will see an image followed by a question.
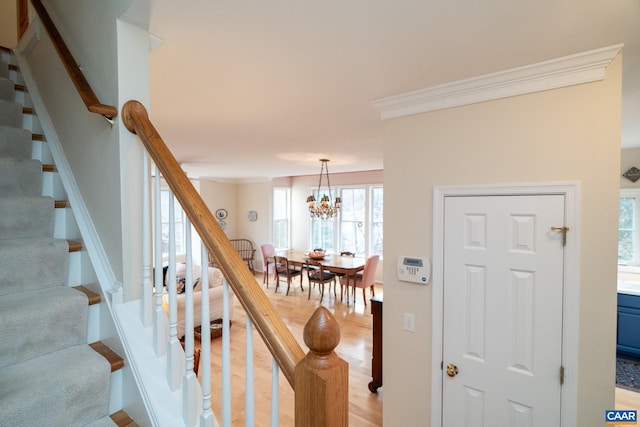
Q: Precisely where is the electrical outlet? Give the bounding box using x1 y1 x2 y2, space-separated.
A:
403 313 415 332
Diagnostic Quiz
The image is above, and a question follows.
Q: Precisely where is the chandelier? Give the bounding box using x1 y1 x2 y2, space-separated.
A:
306 159 341 219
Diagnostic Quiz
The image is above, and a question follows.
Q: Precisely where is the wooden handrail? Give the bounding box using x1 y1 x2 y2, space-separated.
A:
121 100 305 387
29 0 117 121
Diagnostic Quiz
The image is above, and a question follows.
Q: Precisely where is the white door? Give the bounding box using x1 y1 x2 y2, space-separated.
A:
442 194 565 427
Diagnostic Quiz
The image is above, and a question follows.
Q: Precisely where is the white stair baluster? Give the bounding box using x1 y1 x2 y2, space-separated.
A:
222 278 231 427
200 244 216 427
167 191 183 390
245 315 255 427
183 217 197 425
153 166 167 357
141 151 152 327
271 358 279 427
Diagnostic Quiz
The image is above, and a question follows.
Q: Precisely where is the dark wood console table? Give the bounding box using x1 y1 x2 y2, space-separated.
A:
369 295 383 392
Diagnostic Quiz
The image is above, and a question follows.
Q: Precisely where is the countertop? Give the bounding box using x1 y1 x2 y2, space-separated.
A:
618 280 640 296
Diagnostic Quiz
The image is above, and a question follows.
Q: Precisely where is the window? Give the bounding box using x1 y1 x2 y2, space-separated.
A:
309 184 383 257
619 189 640 265
311 217 336 253
308 187 336 252
340 188 366 255
370 186 384 256
160 189 186 256
273 187 290 250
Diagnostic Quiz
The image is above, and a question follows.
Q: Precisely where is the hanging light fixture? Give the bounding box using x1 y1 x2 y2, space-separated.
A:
306 159 341 219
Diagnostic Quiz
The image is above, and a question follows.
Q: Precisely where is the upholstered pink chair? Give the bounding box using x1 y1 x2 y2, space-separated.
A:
340 254 379 306
260 243 276 287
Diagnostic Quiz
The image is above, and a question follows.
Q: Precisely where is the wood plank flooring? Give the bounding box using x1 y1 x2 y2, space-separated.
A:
202 274 383 427
199 273 639 425
616 387 640 410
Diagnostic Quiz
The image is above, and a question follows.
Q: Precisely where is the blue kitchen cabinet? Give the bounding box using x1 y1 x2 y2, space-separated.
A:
617 293 640 357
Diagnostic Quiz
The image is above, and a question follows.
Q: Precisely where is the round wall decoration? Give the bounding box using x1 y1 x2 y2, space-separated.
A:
215 208 228 220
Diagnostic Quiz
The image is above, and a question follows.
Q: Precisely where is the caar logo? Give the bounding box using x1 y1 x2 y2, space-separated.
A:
606 410 637 425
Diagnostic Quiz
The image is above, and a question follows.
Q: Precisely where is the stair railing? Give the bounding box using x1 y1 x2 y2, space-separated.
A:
28 0 117 123
122 100 349 426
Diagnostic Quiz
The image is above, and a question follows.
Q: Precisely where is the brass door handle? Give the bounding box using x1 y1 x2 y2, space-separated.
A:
446 363 459 377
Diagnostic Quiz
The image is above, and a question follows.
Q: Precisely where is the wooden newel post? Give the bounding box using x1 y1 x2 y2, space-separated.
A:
295 306 349 427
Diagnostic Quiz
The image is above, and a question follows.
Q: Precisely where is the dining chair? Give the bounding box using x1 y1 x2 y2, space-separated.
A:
336 251 355 301
260 243 276 288
306 260 337 301
340 254 379 306
274 256 304 296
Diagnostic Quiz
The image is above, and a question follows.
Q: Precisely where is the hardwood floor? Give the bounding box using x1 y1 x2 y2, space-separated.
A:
202 273 383 427
199 272 640 425
616 387 640 410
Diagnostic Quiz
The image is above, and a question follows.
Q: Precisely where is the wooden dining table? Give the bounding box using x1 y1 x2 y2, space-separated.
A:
275 249 366 305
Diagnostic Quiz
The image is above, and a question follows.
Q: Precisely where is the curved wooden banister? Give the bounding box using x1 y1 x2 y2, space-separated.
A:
121 100 305 387
30 0 117 121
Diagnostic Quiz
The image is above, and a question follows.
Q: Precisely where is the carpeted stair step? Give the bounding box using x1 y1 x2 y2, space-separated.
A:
86 417 118 427
0 99 22 127
0 125 32 158
0 344 113 427
0 59 7 79
0 286 88 369
0 196 55 239
90 342 125 372
0 77 14 101
110 410 138 427
74 285 102 305
0 157 43 196
69 239 83 252
0 237 69 296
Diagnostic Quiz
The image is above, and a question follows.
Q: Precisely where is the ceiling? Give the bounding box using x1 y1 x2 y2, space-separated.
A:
147 0 640 181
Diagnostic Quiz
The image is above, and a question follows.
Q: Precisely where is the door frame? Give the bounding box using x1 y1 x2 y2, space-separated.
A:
431 182 580 427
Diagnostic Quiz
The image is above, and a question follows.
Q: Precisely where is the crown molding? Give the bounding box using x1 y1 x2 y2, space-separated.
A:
372 44 623 120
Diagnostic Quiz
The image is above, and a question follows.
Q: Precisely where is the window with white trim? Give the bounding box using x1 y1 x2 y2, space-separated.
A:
273 187 290 251
309 184 383 257
160 189 186 256
619 189 640 265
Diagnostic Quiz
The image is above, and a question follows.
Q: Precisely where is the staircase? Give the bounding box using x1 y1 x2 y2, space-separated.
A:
0 48 134 426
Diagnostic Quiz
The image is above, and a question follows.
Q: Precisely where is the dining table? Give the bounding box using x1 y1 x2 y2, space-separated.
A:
275 249 366 305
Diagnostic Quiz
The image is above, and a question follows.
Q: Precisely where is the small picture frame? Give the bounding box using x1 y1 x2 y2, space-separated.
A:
248 210 258 222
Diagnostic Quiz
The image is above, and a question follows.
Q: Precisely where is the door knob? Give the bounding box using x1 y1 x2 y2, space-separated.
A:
446 363 459 377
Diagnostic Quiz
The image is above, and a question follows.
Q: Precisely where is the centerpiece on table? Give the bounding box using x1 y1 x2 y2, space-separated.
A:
308 248 326 260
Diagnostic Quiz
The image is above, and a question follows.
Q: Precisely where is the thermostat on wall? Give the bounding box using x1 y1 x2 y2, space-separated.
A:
397 256 430 284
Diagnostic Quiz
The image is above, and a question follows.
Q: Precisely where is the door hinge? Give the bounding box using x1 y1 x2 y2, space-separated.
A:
551 226 570 247
560 366 565 385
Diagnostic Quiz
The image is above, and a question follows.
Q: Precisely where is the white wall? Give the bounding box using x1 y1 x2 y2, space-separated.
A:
116 17 150 300
24 0 134 287
199 179 238 239
382 55 622 426
0 0 17 48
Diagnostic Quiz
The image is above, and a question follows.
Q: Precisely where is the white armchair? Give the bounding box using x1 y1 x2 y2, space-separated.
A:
163 263 234 339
